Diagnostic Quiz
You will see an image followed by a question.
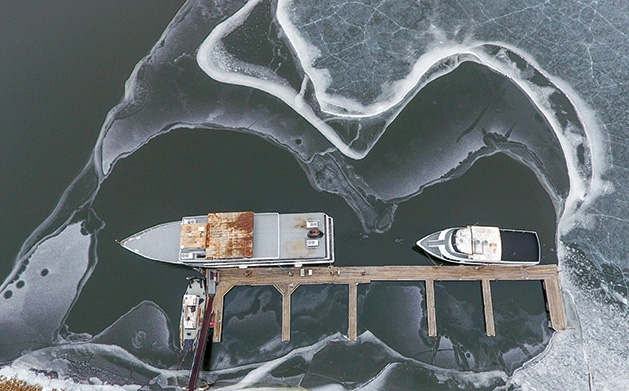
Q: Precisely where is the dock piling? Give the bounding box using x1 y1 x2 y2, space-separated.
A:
543 277 568 331
481 279 496 337
273 283 298 341
425 279 437 338
348 283 358 341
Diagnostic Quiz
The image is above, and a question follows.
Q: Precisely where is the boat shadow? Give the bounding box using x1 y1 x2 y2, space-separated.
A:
411 244 448 266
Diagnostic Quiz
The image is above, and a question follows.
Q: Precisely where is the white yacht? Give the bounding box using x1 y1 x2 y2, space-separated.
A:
416 226 541 266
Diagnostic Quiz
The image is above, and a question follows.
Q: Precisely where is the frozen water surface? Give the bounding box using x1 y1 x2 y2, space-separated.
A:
0 213 101 362
3 0 629 389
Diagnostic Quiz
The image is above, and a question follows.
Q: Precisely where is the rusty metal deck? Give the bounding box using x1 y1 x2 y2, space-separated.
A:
206 212 254 259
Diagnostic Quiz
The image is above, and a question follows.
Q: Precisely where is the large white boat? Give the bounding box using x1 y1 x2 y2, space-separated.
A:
416 226 541 266
119 211 334 268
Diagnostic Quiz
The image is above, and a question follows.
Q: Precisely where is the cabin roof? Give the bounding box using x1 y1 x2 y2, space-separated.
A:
180 212 254 259
455 226 502 261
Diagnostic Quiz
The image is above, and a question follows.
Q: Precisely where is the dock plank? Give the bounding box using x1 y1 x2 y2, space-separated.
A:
481 279 496 337
544 277 568 331
211 282 233 343
215 265 560 286
348 283 358 340
273 283 297 341
425 279 437 337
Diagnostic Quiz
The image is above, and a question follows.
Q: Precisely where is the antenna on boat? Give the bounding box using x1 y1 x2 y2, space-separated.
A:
278 264 293 276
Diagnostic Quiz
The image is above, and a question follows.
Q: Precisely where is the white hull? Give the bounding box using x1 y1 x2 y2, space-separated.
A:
417 226 541 266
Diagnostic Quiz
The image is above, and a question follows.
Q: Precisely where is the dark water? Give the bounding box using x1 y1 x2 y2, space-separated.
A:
0 1 186 280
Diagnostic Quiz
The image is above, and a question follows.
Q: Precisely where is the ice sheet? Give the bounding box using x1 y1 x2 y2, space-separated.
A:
0 215 99 362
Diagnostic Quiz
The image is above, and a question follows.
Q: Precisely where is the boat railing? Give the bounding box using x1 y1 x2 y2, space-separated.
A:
122 221 179 242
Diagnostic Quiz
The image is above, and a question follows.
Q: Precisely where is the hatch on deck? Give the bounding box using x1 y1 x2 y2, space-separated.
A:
180 212 254 259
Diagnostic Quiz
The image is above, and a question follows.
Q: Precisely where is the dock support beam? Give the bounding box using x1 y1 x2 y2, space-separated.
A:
212 282 234 343
543 277 567 331
481 279 496 337
274 283 298 341
348 283 358 341
425 279 437 338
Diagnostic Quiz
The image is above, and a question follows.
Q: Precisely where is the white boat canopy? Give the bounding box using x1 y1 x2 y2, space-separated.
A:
454 226 502 261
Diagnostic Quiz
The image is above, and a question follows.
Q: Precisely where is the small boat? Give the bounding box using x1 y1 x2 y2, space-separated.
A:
180 277 207 354
416 226 540 266
183 273 217 390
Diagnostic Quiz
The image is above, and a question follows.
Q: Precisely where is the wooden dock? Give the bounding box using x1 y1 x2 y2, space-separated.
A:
206 265 567 342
